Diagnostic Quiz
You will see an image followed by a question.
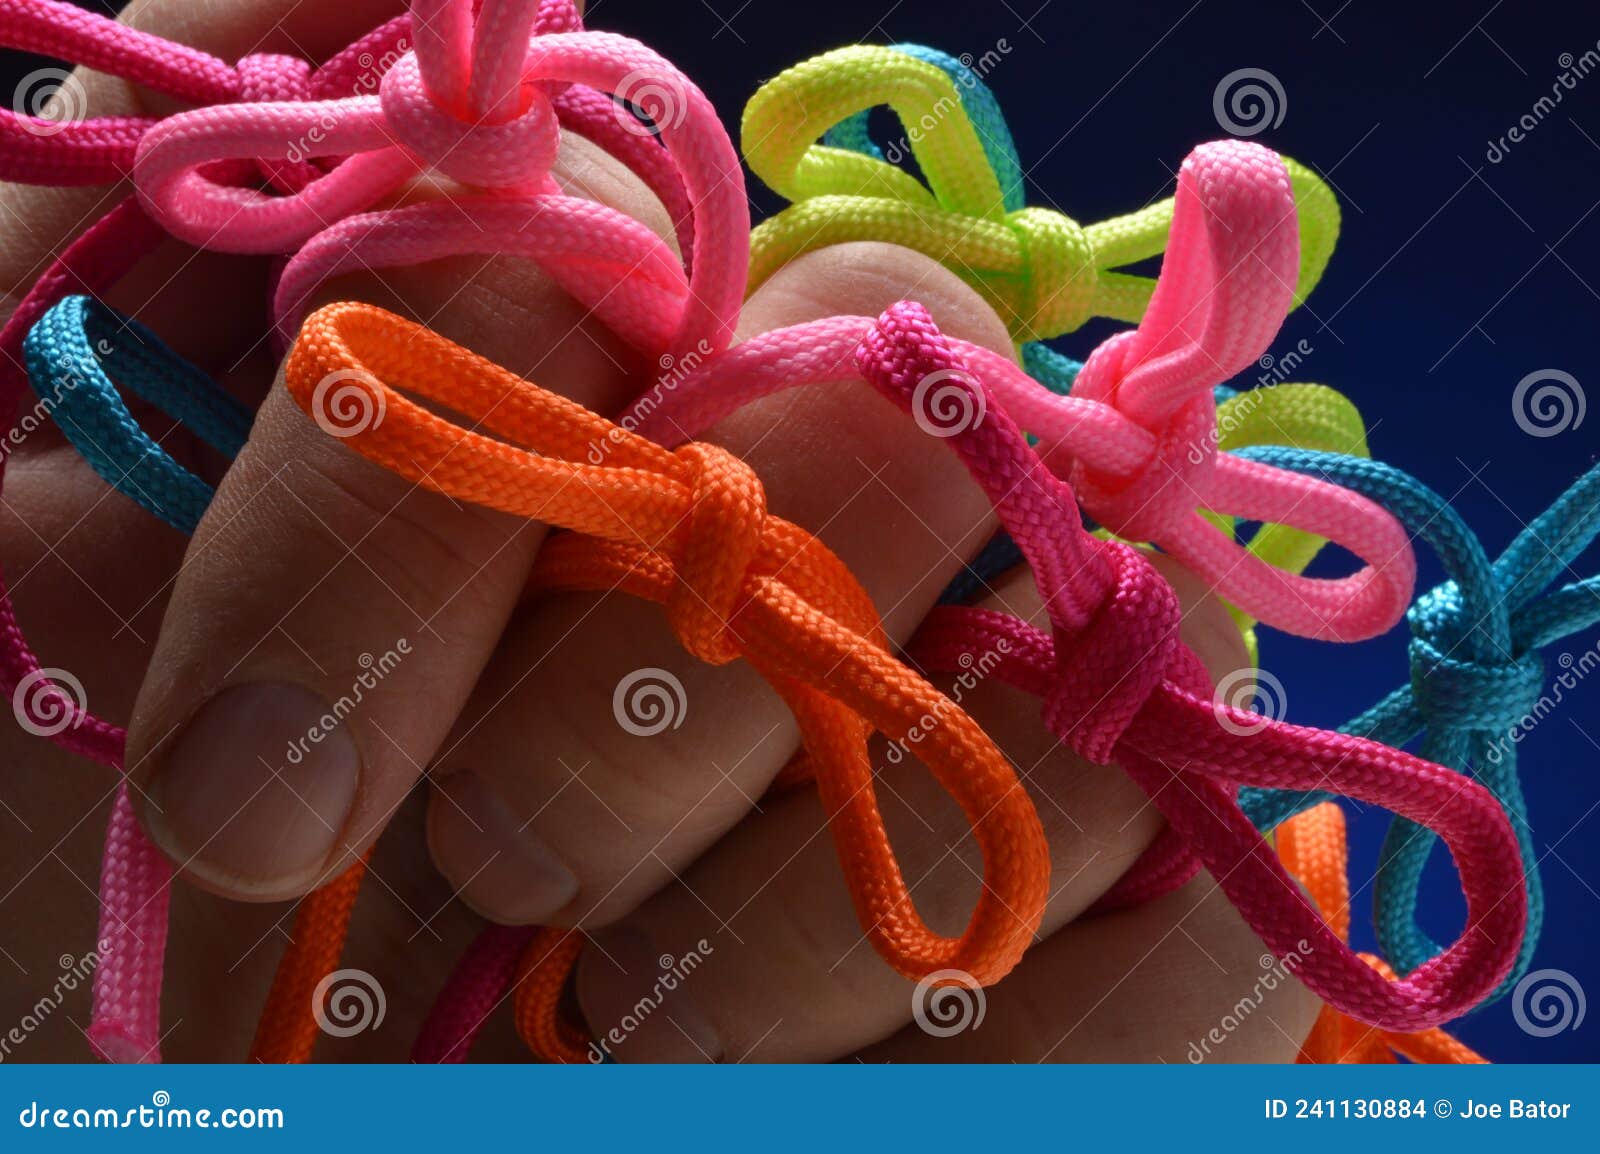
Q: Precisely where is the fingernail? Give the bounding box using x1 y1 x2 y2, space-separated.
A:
428 771 579 924
577 927 723 1063
143 682 359 897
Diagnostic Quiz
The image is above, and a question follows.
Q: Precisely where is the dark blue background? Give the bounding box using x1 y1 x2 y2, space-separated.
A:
13 1 1600 1061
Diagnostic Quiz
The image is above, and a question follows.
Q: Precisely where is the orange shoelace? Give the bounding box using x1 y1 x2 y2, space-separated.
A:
1275 802 1485 1064
248 299 1051 1062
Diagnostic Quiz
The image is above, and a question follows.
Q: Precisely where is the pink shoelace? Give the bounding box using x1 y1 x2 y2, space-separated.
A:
0 0 740 1062
411 143 1523 1059
0 1 1518 1059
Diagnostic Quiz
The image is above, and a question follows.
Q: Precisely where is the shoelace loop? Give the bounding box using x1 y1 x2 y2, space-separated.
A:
744 44 1340 344
1238 449 1600 1001
851 300 1524 1030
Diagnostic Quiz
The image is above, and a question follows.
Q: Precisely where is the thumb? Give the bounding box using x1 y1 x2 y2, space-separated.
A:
125 133 672 900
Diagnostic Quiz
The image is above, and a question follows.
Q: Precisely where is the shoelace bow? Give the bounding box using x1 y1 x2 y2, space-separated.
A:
586 282 1522 1038
742 45 1406 646
743 44 1339 353
1277 802 1486 1064
1239 449 1600 1004
9 15 1510 1062
0 0 731 762
827 47 1373 664
3 0 748 1061
21 137 1523 1056
25 294 1053 1059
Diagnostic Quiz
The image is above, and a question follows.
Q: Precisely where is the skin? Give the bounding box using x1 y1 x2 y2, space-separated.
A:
0 0 1319 1062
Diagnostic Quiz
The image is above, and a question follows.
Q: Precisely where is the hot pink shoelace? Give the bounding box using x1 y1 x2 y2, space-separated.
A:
414 144 1522 1059
0 0 742 1062
0 0 1522 1059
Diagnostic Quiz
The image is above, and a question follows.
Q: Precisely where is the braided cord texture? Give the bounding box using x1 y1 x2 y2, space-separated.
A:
280 300 1053 1040
743 44 1340 343
1241 448 1600 1002
1277 803 1487 1064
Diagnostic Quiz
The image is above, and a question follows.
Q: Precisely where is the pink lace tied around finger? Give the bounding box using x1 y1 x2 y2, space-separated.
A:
0 0 745 1063
412 143 1517 1061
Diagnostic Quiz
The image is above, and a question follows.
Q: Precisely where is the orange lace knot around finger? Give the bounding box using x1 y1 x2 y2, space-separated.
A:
281 301 1054 1056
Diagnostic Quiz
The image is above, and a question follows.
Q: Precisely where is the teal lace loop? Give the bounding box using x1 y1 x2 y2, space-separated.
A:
1238 445 1600 1003
21 295 248 534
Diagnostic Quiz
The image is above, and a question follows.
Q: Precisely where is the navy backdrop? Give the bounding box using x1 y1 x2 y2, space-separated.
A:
6 1 1599 1062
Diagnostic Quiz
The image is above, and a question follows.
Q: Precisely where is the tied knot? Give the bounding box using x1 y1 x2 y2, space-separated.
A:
1042 540 1197 763
235 53 315 102
1067 331 1216 543
1408 587 1544 734
379 51 558 188
1004 206 1096 340
235 54 319 193
666 442 768 665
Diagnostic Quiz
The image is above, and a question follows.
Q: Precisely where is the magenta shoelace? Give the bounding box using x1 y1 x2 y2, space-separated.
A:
412 143 1525 1058
0 0 1525 1059
0 0 739 1061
